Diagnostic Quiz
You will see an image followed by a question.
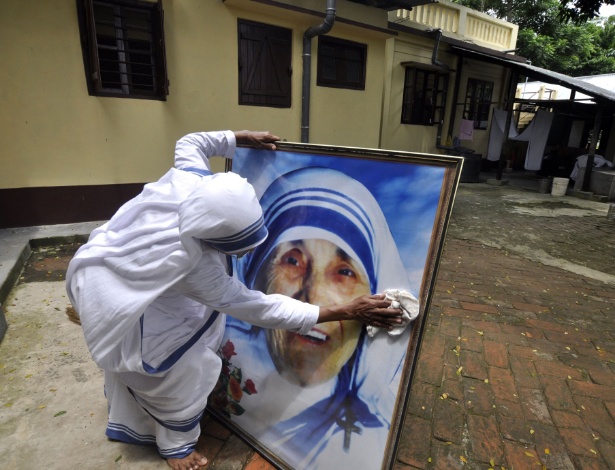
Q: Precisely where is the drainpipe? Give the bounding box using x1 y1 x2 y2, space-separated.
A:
432 29 445 68
432 29 448 146
301 0 336 143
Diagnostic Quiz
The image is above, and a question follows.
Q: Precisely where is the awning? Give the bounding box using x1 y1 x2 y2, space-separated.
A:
450 44 615 109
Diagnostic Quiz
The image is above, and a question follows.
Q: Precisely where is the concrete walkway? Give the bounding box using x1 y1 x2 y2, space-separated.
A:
1 173 614 469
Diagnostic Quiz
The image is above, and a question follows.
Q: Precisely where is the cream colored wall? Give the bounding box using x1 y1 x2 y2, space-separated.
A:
451 59 508 157
1 0 390 189
380 34 509 157
225 0 388 149
380 36 457 154
1 0 177 188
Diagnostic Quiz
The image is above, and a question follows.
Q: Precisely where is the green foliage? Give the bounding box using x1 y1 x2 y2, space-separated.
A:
451 0 615 76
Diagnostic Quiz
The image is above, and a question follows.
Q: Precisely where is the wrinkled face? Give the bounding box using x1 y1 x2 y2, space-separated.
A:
254 239 369 387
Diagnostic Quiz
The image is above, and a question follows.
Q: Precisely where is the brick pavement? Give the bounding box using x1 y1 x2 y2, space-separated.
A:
396 238 614 470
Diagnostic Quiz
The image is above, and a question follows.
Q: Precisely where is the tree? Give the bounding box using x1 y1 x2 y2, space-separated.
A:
452 0 615 75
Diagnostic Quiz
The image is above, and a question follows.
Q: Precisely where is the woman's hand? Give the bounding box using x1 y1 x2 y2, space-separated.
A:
234 130 281 150
318 294 404 329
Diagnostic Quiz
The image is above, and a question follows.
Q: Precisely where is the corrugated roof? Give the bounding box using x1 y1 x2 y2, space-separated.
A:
450 45 615 108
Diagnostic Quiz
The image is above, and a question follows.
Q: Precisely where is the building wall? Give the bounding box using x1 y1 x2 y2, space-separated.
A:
380 34 510 157
452 58 509 156
0 0 390 192
380 35 448 153
0 0 518 227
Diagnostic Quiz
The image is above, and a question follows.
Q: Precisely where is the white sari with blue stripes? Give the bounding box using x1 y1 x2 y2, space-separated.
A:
66 131 318 459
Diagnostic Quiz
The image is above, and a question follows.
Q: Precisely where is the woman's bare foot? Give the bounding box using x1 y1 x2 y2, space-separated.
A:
167 451 208 470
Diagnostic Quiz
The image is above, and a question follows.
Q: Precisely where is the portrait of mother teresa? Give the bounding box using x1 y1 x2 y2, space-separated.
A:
215 166 418 470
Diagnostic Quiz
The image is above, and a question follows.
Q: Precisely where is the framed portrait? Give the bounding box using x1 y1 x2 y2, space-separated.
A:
207 142 463 470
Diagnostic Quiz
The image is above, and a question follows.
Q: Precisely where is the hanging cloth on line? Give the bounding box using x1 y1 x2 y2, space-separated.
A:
486 109 553 171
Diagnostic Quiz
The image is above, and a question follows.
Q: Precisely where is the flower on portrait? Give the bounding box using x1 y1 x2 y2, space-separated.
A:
221 340 237 360
228 375 244 401
243 378 257 395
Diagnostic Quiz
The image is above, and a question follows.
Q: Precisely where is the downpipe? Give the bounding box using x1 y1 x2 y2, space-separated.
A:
301 0 336 143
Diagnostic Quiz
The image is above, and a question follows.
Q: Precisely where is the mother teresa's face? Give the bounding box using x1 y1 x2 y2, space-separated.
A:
254 239 368 387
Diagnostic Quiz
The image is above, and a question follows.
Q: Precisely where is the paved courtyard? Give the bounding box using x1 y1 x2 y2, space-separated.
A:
1 175 614 469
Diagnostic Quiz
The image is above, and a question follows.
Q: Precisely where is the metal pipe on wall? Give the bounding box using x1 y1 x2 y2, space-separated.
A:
301 0 336 143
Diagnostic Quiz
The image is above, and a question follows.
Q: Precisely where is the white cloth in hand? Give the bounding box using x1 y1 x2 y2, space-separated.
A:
367 288 419 338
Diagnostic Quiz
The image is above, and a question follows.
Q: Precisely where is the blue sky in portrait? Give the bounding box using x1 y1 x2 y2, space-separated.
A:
233 148 446 295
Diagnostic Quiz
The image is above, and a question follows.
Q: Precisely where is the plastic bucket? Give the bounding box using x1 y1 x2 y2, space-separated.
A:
459 154 481 183
538 178 551 193
551 177 569 196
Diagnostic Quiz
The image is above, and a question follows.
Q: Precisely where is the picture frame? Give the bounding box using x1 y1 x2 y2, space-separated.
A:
207 142 463 470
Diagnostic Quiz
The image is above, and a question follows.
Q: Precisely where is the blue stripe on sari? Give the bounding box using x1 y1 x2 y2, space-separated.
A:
141 311 221 374
180 167 213 177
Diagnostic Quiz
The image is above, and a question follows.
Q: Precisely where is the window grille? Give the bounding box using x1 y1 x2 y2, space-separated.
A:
401 66 448 126
317 36 367 90
463 78 493 129
78 0 168 100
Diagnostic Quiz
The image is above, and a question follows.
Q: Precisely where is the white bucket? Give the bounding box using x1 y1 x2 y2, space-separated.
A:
551 177 569 196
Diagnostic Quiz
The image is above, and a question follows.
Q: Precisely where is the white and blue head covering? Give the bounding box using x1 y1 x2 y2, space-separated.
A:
179 171 268 255
238 167 409 294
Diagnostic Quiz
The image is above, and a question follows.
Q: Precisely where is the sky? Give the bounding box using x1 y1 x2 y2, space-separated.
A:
600 3 615 17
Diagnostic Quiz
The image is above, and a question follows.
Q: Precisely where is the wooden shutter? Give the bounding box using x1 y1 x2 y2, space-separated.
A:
84 0 103 93
238 20 292 108
153 0 169 97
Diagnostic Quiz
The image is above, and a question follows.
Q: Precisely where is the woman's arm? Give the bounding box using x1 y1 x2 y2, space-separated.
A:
174 130 236 170
174 130 281 170
234 130 280 150
318 294 403 330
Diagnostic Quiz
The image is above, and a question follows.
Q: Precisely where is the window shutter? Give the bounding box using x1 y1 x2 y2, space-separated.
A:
154 0 169 97
84 0 103 93
238 20 291 108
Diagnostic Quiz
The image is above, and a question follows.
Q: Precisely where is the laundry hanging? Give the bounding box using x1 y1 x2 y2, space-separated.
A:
487 109 554 171
459 119 474 140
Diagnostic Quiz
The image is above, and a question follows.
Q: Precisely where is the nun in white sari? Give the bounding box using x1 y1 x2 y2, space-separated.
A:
219 167 418 470
65 131 320 464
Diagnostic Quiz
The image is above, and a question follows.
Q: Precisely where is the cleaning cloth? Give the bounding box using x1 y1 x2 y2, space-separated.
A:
367 288 419 337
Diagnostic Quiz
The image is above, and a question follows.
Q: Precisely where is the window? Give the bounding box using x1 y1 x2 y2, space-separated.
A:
77 0 168 100
317 36 367 90
238 19 292 108
463 79 494 129
401 67 448 126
